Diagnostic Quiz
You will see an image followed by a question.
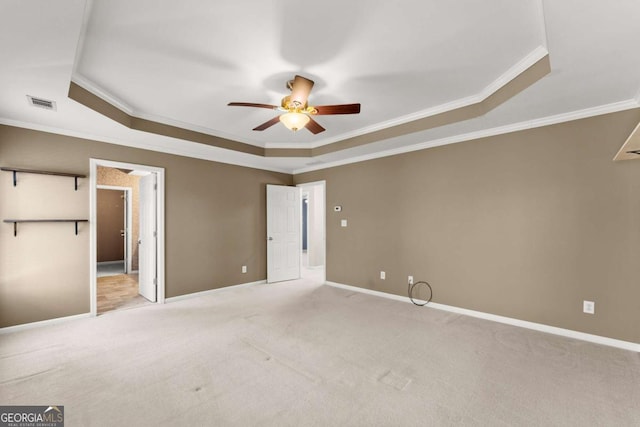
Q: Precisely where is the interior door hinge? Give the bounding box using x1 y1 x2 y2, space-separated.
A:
153 277 157 285
154 183 157 190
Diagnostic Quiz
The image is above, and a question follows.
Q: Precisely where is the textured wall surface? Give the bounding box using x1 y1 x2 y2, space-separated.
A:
295 110 640 343
0 125 291 327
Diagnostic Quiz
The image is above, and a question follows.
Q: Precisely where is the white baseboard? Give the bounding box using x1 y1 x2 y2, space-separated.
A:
0 313 91 335
325 281 640 353
165 280 267 303
97 260 124 266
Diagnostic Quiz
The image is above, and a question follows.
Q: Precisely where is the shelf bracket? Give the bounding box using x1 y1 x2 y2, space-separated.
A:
1 167 85 190
4 219 88 237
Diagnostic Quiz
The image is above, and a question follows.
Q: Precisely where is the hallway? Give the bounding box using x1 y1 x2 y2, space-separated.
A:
97 273 148 315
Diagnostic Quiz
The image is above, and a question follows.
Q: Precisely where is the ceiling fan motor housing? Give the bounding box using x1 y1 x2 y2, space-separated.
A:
281 95 307 111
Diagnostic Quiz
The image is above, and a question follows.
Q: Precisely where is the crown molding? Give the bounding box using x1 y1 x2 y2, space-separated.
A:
0 118 291 174
71 75 135 116
4 98 637 177
267 46 550 150
293 99 640 174
480 46 548 101
71 75 265 148
69 47 549 160
71 43 548 155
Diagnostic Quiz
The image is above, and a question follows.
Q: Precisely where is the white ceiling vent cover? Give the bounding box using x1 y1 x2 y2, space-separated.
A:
26 95 56 111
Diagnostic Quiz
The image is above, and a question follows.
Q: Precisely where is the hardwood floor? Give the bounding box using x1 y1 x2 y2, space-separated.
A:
97 273 148 315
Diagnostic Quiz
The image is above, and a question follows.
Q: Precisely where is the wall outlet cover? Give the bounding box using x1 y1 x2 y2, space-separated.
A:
341 219 348 227
583 300 595 314
241 265 247 273
380 271 386 280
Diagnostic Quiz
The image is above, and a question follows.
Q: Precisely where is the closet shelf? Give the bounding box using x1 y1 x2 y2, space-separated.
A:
3 219 89 236
1 167 86 190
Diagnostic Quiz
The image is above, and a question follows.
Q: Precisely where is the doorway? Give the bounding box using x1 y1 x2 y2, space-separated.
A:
90 159 165 316
297 181 326 283
96 181 140 314
97 186 132 277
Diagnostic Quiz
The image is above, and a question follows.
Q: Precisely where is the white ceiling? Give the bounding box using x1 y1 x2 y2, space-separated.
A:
1 0 639 174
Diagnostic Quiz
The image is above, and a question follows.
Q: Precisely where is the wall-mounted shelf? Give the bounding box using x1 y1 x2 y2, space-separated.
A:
3 219 89 236
1 167 86 190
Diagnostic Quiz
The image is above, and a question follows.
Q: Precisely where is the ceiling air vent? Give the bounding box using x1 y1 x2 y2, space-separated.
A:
626 150 640 155
26 95 56 111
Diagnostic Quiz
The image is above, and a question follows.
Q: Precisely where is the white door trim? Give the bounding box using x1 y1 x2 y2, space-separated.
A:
297 180 326 283
89 159 166 316
97 185 133 273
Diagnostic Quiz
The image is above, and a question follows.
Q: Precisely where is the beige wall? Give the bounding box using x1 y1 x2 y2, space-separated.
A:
0 125 291 327
2 109 639 342
295 110 640 343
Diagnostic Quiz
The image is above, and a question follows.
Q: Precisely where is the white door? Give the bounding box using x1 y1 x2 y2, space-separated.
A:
138 173 157 302
267 184 301 283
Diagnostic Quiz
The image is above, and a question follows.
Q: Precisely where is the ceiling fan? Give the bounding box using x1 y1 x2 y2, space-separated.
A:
227 75 360 134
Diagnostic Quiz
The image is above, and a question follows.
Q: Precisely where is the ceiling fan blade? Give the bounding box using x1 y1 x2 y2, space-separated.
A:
289 75 314 107
228 102 278 110
305 116 325 134
253 116 281 131
313 103 361 115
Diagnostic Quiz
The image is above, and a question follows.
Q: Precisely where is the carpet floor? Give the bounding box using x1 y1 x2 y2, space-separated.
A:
1 278 639 426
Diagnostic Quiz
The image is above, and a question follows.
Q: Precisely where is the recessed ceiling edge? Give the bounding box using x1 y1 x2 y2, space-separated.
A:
67 55 551 159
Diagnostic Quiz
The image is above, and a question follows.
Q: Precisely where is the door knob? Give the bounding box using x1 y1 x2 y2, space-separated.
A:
267 237 273 241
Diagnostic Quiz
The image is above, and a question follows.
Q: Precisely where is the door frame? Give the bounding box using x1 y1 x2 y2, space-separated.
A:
296 180 326 283
89 159 166 316
97 185 133 273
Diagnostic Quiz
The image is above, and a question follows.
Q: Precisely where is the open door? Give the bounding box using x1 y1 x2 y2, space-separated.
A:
96 189 126 270
138 173 157 302
267 184 301 283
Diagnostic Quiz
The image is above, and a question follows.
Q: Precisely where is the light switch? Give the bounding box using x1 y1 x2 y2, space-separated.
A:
341 219 348 227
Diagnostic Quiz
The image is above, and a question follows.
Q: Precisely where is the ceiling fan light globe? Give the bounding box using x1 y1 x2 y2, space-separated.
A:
280 112 310 132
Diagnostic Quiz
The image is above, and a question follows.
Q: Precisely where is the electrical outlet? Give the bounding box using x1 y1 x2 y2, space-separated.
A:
380 271 386 280
408 276 414 285
583 300 595 314
241 265 247 274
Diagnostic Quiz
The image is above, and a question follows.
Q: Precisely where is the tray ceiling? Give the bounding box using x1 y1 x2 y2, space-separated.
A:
1 0 639 173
